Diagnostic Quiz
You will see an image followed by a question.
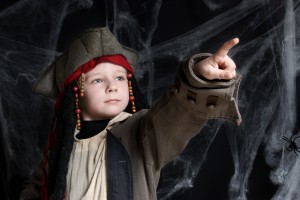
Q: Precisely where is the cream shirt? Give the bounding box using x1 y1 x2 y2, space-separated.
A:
66 112 131 200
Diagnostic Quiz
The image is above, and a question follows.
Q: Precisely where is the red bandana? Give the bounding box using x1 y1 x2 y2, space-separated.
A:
63 54 134 89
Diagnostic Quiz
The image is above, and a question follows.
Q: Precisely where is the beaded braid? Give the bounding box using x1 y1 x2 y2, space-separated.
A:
127 73 136 113
124 74 149 113
73 73 85 130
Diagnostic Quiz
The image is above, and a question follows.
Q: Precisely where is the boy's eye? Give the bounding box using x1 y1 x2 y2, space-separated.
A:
91 79 103 84
116 76 125 81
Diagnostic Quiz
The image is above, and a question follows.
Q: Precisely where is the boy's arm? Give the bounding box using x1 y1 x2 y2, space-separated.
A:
140 39 242 170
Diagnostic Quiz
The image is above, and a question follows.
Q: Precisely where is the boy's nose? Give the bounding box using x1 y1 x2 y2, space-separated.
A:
106 83 117 93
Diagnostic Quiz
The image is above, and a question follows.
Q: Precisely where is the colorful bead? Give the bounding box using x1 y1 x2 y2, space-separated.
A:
73 86 78 92
75 109 81 114
129 96 135 101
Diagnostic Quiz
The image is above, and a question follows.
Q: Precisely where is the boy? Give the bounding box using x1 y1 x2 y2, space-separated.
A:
21 27 241 200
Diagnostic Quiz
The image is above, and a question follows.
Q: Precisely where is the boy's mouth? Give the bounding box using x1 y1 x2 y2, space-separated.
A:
105 99 120 103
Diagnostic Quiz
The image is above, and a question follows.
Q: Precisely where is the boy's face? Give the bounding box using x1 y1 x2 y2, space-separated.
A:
81 62 129 120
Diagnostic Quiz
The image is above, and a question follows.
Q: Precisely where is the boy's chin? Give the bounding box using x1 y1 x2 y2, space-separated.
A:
83 106 127 120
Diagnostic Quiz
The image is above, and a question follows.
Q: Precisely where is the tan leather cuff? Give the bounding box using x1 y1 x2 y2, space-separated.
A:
175 54 242 125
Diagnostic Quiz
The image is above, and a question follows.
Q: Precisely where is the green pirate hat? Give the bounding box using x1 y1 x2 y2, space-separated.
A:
33 27 139 99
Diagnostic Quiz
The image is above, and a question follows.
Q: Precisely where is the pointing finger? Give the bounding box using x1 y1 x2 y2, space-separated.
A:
214 38 239 58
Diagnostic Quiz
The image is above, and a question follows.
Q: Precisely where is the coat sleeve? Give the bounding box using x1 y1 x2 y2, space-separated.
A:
140 53 242 170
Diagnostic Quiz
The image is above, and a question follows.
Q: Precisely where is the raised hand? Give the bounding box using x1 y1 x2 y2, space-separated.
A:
193 38 239 80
